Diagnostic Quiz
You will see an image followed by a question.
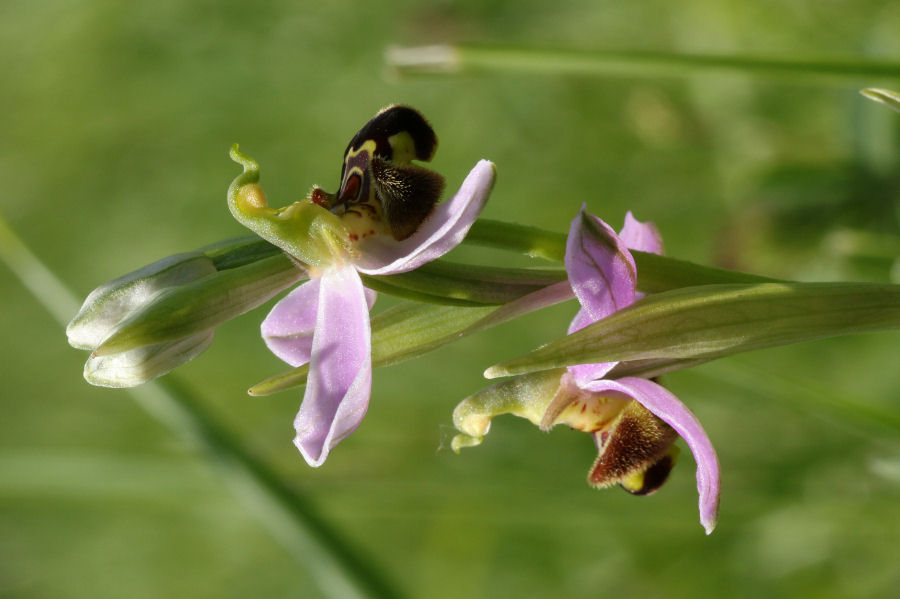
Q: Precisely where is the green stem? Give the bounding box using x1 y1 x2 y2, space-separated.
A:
466 219 566 261
466 218 778 290
388 44 900 83
0 211 404 599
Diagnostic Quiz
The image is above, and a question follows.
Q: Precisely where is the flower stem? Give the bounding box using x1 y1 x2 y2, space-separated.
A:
388 44 900 83
466 218 778 290
0 211 405 599
466 218 567 261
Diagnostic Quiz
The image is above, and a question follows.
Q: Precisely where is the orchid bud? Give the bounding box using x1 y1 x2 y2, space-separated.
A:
67 252 217 350
68 239 304 387
83 332 215 388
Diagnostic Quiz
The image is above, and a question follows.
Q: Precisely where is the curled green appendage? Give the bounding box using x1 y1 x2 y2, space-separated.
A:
228 143 261 187
450 433 483 453
451 369 566 451
228 144 351 269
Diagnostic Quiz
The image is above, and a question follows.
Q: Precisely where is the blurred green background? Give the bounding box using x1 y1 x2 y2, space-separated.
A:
2 1 899 598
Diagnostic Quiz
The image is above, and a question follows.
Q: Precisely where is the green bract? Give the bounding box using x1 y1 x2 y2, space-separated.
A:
486 281 900 378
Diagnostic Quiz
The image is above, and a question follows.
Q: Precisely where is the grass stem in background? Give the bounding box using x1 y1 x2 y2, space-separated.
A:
388 45 900 83
861 88 900 112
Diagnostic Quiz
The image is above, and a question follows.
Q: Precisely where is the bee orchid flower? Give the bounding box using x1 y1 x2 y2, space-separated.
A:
453 207 721 533
229 106 495 466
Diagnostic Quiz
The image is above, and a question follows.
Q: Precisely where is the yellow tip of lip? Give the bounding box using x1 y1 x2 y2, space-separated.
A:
483 366 502 379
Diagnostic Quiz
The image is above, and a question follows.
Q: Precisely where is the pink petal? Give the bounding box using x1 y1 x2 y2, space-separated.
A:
564 207 637 385
619 211 664 256
579 377 721 534
566 207 638 323
565 307 616 383
293 264 372 467
354 160 496 275
261 279 375 368
261 278 320 367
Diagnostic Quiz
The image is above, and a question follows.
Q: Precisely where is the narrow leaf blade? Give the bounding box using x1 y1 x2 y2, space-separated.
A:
487 282 900 377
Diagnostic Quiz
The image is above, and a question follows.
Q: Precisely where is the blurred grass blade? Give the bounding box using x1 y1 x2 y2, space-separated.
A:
389 44 900 82
861 88 900 113
695 359 900 438
0 211 404 599
487 282 900 378
0 212 81 322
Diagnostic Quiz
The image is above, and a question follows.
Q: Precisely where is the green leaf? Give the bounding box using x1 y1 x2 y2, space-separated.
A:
486 282 900 378
630 251 777 292
607 356 718 380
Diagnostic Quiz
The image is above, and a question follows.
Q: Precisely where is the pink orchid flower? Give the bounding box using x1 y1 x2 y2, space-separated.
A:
255 160 496 466
560 207 721 533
